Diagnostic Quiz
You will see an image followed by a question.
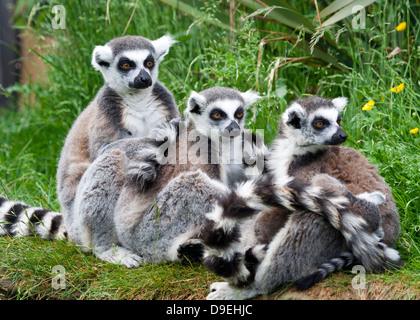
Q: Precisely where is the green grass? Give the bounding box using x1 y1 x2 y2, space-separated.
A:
1 0 419 300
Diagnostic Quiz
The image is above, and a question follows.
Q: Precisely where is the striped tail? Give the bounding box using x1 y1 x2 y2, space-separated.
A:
201 174 298 286
201 173 401 286
0 196 67 240
295 252 355 290
299 182 402 273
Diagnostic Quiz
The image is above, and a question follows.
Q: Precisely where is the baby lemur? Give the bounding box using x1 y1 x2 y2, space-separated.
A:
203 96 401 300
69 87 265 266
1 35 179 240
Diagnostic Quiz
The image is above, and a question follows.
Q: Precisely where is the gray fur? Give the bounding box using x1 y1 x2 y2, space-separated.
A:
199 87 246 105
56 35 179 240
206 96 401 300
66 87 263 266
0 35 179 243
208 211 345 300
115 169 225 264
106 36 156 57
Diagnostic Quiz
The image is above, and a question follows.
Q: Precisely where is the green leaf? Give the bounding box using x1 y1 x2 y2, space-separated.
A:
319 0 356 19
238 0 315 34
320 0 378 28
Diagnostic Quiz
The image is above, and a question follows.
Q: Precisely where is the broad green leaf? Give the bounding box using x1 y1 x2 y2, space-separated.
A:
248 0 296 11
320 0 378 28
238 0 315 34
319 0 356 19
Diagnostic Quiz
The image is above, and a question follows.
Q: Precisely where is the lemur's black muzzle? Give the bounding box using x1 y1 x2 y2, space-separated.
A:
223 120 241 138
330 127 348 145
130 69 152 89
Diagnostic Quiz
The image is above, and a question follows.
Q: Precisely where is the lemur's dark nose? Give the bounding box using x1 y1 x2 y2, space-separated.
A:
226 120 240 133
330 127 347 145
223 120 241 138
131 69 152 89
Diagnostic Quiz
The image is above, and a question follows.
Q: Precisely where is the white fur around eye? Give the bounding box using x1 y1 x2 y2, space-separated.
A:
311 108 340 124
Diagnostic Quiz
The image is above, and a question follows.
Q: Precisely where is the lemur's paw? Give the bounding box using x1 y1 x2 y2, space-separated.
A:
151 118 182 145
127 161 158 191
207 282 238 300
96 247 143 268
177 239 204 264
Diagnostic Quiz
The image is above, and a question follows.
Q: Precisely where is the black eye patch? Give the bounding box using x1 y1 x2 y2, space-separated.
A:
118 58 136 71
144 54 155 69
312 117 330 130
234 107 244 120
209 108 227 121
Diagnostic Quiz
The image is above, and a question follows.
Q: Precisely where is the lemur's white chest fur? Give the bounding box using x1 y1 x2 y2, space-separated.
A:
121 90 166 138
268 137 325 187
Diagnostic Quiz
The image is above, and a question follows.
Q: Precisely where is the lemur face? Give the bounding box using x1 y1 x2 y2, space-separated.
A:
283 96 348 147
185 87 260 140
91 35 176 94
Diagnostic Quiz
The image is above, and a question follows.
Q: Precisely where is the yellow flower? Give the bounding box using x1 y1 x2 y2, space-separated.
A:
362 100 375 111
396 22 406 31
410 128 419 134
390 83 404 93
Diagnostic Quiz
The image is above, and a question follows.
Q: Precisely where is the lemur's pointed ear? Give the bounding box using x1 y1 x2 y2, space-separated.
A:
151 35 177 62
284 102 306 129
240 90 261 108
332 97 348 112
92 45 113 71
186 91 207 115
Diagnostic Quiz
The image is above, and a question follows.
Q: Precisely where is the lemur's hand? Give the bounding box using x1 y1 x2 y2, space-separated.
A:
126 145 161 191
151 117 184 145
127 160 159 191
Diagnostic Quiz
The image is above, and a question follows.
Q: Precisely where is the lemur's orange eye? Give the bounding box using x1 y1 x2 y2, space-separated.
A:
337 120 341 126
236 112 243 118
122 63 131 69
146 61 154 67
213 113 221 119
315 121 324 128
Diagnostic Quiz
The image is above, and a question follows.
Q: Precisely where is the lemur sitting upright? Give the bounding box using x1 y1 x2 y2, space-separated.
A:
203 96 401 300
0 35 179 239
57 35 179 214
68 87 266 266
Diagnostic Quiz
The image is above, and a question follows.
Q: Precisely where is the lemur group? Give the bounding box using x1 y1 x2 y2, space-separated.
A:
0 35 402 300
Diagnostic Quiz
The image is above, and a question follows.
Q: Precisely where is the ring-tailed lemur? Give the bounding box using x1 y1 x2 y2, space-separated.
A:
65 87 266 266
203 96 401 300
0 35 179 240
